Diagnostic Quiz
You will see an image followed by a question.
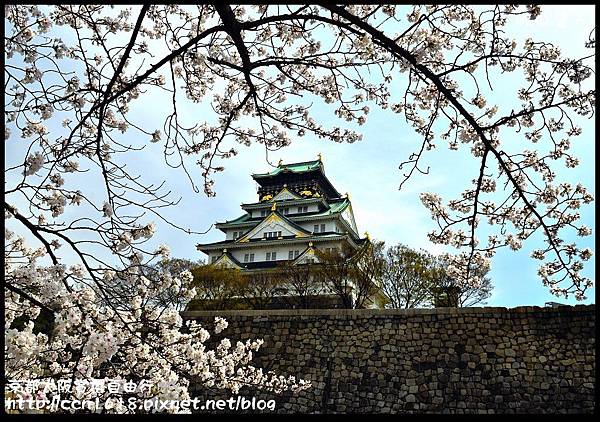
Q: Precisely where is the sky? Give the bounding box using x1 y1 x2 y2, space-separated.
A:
4 5 595 308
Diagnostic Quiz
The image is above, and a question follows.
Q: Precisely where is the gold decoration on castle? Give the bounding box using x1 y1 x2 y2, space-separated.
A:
261 194 273 201
300 190 313 197
271 202 277 211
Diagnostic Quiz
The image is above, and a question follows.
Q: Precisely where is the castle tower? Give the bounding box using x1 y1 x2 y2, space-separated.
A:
196 156 386 308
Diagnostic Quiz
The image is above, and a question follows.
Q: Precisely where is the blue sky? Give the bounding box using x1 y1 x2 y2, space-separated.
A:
5 5 595 307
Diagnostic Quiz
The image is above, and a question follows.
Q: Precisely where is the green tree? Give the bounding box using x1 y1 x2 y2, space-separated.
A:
316 240 386 309
314 245 356 308
188 264 245 310
279 261 324 309
350 240 387 309
381 244 494 309
381 244 435 309
240 271 286 310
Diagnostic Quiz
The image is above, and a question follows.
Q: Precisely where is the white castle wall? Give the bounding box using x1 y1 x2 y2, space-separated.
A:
207 240 346 265
224 217 346 241
249 202 321 219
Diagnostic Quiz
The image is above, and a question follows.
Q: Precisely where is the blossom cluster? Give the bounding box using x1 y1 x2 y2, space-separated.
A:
5 233 310 414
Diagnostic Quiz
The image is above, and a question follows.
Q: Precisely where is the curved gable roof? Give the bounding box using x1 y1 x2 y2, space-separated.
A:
236 211 312 242
252 160 322 179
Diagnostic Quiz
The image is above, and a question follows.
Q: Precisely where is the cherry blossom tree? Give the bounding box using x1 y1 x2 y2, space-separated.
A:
4 3 595 412
429 254 494 308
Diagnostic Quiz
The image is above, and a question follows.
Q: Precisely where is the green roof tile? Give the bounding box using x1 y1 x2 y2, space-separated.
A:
215 198 350 229
216 213 252 226
252 159 322 178
327 198 350 214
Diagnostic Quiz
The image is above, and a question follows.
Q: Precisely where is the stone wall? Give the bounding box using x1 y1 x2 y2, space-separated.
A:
183 305 595 414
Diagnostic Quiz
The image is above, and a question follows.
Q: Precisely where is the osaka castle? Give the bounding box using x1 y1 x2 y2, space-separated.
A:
196 156 387 308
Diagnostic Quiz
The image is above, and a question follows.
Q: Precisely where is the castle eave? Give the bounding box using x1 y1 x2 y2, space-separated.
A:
197 234 361 253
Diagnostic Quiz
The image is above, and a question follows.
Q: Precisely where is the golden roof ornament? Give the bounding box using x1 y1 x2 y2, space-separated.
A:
278 159 283 166
271 202 277 211
317 153 322 161
223 248 228 253
346 192 351 199
364 231 370 240
261 194 273 201
309 242 313 247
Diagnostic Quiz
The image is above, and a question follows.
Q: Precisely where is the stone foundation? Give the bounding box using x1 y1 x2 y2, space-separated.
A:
183 305 595 413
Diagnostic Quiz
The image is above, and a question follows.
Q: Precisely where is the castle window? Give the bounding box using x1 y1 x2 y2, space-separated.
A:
266 251 277 261
320 223 326 232
297 206 308 213
283 208 289 215
244 253 255 263
261 210 267 217
314 224 319 233
211 256 218 263
288 250 300 260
